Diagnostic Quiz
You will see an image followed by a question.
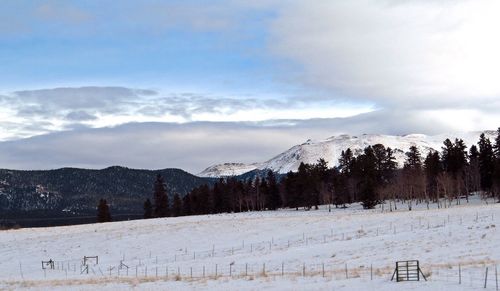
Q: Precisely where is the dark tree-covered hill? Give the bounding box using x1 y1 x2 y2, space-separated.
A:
0 166 215 226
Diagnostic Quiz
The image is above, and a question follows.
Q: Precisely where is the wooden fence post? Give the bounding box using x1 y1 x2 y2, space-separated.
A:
495 265 498 291
459 264 461 284
485 267 489 289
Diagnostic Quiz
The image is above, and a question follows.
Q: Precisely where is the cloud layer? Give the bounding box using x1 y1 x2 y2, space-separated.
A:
0 110 458 173
270 0 500 108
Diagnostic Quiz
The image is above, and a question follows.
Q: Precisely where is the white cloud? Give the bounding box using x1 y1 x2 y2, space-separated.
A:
0 86 374 141
270 0 500 108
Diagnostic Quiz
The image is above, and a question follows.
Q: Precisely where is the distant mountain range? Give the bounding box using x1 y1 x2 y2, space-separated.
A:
1 130 496 227
198 130 497 177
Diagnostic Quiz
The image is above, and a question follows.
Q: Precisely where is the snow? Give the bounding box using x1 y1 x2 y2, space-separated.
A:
197 163 261 178
198 131 497 177
0 195 499 290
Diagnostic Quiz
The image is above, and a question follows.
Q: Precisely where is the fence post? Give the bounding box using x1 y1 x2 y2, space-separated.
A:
282 262 284 276
191 267 193 278
323 263 325 277
263 263 266 276
245 263 248 276
496 265 498 291
135 265 138 277
203 265 205 278
370 264 373 280
230 264 232 277
485 267 489 289
215 264 218 277
166 266 168 279
459 264 461 284
345 263 348 279
303 263 305 276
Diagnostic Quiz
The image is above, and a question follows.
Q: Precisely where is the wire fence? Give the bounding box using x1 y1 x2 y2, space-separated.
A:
6 201 498 290
44 207 496 271
40 259 500 290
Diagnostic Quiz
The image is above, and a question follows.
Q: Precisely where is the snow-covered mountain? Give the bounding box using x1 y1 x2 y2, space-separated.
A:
198 131 497 177
197 163 262 178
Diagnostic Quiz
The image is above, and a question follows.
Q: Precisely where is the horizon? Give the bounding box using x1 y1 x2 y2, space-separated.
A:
1 1 500 172
0 128 497 174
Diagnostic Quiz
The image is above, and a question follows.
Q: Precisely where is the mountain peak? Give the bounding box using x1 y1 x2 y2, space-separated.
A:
198 130 496 178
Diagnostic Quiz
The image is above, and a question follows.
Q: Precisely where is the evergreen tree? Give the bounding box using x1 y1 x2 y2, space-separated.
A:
182 193 192 216
467 145 481 195
478 133 495 191
153 174 169 217
143 198 153 219
339 148 355 174
172 193 183 217
265 170 281 210
97 198 111 222
355 146 379 209
441 138 468 177
424 151 441 201
493 128 500 200
404 145 422 170
283 171 300 210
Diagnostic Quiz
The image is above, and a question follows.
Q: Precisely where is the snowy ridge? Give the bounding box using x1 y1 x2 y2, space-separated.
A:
197 163 262 178
198 131 496 177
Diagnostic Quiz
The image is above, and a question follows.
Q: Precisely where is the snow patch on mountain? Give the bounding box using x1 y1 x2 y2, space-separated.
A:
198 131 496 177
197 163 262 178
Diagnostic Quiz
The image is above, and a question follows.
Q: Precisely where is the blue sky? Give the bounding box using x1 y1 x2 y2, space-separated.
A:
0 1 278 91
0 0 499 172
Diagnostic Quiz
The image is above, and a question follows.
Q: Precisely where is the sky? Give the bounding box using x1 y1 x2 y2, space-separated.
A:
0 0 499 173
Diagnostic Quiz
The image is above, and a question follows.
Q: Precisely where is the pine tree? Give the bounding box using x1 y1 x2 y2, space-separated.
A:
283 171 300 210
424 150 442 202
143 198 153 219
182 193 192 216
265 170 281 210
404 145 422 170
97 198 111 222
339 148 355 174
153 174 169 217
493 128 500 200
478 133 495 192
467 145 481 195
172 193 183 217
356 146 379 209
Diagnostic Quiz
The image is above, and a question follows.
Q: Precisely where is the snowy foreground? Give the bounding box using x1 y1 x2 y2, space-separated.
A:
1 196 499 290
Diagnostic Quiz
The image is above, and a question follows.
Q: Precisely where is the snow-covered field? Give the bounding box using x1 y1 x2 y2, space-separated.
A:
1 196 499 290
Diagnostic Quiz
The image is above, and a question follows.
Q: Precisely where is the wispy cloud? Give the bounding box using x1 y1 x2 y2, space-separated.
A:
0 86 373 141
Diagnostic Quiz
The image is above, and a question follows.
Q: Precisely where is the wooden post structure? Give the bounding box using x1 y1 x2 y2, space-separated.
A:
391 260 427 282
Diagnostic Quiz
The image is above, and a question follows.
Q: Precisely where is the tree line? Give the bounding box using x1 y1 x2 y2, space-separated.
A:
97 129 500 222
